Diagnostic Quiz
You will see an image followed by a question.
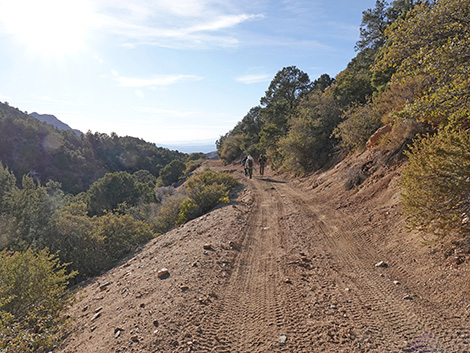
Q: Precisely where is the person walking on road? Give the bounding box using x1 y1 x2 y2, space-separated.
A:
246 155 254 179
258 154 267 176
242 155 248 176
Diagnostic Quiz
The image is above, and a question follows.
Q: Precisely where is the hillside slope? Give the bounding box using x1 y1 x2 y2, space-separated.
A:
0 102 185 194
57 154 470 352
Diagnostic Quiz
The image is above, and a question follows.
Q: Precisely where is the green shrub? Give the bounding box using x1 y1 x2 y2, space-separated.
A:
154 169 237 231
86 171 142 216
53 202 106 282
54 202 155 282
94 212 155 264
0 162 16 213
0 249 75 353
159 160 186 186
218 134 243 164
186 183 228 216
177 198 198 224
154 194 188 233
184 159 203 175
184 169 237 217
400 128 470 236
185 169 238 191
333 101 382 151
3 177 63 251
278 91 342 174
186 153 206 162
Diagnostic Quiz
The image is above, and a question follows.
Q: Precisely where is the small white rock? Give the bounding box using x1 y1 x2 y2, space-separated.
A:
157 268 169 278
375 261 388 268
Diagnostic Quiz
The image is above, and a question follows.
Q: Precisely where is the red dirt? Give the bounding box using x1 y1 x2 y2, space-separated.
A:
56 152 470 353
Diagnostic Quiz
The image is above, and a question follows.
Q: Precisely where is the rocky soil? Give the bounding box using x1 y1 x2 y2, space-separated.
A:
56 151 470 353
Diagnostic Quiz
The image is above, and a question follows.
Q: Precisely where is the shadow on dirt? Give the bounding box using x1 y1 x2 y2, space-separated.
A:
158 273 170 280
257 178 286 184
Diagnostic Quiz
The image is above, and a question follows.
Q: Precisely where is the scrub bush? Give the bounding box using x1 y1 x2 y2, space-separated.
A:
400 128 470 236
0 249 75 353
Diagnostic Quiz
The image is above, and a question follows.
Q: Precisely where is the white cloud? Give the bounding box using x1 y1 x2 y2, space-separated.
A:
95 15 262 49
236 74 270 84
122 33 240 50
115 74 203 88
154 0 211 17
89 0 263 48
95 0 211 20
185 14 263 33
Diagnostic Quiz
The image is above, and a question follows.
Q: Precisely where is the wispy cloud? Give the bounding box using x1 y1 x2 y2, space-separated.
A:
87 1 340 51
95 0 211 19
121 33 240 50
236 74 270 84
280 0 323 18
91 1 264 49
114 74 203 88
185 14 263 33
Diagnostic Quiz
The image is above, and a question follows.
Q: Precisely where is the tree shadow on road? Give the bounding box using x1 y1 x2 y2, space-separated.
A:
257 177 286 184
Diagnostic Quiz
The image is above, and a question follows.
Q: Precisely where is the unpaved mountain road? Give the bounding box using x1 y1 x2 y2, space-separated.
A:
58 158 470 353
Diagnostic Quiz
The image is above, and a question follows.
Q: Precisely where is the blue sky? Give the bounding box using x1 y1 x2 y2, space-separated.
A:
0 0 376 145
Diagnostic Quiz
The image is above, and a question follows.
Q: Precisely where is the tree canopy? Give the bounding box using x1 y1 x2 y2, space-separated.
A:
374 0 470 128
260 66 313 110
356 0 421 51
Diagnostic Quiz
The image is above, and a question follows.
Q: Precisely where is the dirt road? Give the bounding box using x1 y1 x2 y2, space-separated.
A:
58 160 470 352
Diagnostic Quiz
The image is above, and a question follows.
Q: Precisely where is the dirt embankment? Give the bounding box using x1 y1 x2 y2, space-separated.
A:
57 153 470 353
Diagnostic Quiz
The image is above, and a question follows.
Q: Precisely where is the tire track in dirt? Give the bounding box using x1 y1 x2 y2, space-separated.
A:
193 175 320 352
274 181 470 352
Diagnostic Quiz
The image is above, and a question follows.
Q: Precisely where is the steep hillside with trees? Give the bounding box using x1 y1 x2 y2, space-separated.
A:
375 0 470 237
0 102 185 194
218 0 469 239
217 0 423 167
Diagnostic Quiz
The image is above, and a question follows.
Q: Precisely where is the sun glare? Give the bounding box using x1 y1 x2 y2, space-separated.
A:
0 0 93 58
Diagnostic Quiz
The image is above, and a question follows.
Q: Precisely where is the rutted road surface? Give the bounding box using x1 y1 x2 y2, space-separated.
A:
58 161 470 353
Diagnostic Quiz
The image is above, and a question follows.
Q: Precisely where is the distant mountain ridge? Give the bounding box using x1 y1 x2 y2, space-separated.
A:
28 112 216 153
158 142 216 154
30 112 82 136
